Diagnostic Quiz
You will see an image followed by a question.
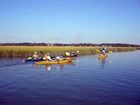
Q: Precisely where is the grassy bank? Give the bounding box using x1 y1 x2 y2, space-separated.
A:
0 46 136 58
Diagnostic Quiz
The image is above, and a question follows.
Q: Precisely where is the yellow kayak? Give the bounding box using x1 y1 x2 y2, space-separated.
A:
35 59 73 65
98 54 107 60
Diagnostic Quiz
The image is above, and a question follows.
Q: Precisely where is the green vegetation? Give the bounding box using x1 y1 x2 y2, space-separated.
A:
0 46 136 58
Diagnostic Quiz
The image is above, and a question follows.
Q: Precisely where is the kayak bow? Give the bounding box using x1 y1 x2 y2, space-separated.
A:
98 54 107 60
35 59 72 65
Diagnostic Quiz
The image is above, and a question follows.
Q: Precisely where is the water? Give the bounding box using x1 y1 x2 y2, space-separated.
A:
0 51 140 105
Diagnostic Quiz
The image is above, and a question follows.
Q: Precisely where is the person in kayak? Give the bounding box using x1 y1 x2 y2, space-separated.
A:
44 53 53 61
98 47 107 60
32 52 39 59
71 51 75 57
71 50 79 57
55 56 64 60
100 47 107 55
65 51 70 57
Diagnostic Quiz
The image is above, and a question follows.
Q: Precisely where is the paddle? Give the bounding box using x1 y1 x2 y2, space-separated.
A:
38 51 46 60
39 51 55 60
40 51 45 55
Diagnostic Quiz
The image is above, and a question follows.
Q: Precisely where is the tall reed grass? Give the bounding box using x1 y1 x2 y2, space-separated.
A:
0 46 136 58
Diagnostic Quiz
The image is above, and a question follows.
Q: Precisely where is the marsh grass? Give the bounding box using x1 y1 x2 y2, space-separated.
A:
0 46 136 58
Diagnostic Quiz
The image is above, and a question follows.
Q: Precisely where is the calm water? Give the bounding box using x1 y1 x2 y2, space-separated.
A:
0 51 140 105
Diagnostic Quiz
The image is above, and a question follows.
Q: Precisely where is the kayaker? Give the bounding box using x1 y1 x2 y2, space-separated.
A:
71 51 75 57
100 47 107 55
65 51 70 57
33 52 39 59
71 50 79 57
44 53 53 61
55 56 64 60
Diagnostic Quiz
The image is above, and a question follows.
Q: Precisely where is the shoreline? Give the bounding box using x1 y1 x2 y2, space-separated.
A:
0 46 136 58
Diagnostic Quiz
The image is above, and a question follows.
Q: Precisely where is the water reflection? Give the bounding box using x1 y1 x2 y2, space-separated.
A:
44 64 64 72
101 59 106 69
98 55 113 70
33 62 75 72
98 56 106 69
45 65 51 71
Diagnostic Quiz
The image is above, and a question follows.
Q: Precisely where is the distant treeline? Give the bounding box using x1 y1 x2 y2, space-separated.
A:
0 43 140 47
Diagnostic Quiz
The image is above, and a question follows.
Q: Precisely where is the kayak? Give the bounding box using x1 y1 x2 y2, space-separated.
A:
23 57 44 62
35 59 73 65
64 57 73 60
98 54 107 60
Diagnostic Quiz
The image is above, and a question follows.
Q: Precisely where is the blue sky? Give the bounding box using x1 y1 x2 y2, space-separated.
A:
0 0 140 44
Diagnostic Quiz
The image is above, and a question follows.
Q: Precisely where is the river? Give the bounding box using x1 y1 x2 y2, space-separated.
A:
0 51 140 105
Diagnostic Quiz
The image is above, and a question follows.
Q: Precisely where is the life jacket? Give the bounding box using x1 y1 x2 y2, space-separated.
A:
66 52 70 56
33 54 38 59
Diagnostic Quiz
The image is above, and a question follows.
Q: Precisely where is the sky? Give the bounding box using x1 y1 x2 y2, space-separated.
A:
0 0 140 44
